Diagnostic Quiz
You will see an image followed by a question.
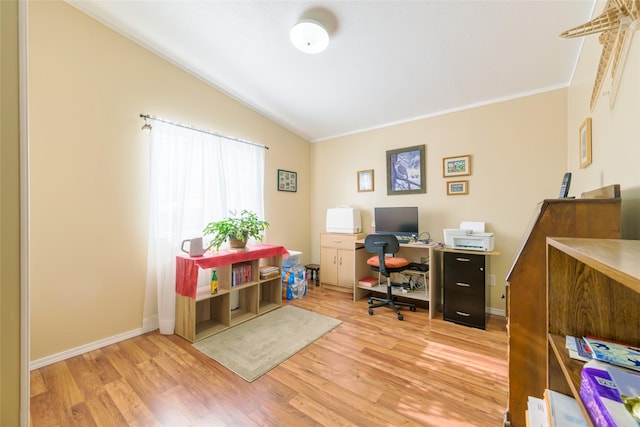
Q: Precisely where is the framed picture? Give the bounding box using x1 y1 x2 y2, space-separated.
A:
277 169 297 192
386 145 426 195
447 180 469 195
579 118 592 169
357 169 374 192
443 154 471 177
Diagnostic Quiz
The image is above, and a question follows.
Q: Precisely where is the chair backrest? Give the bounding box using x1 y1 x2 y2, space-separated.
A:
364 234 400 276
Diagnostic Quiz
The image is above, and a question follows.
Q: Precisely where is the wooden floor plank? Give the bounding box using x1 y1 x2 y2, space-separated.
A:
30 285 507 426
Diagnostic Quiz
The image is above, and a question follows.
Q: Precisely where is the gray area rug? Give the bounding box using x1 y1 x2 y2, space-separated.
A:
193 305 342 382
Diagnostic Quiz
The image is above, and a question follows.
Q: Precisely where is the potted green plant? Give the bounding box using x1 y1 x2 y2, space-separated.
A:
203 209 269 251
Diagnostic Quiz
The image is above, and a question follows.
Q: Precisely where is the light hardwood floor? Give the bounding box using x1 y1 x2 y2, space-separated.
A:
30 284 508 426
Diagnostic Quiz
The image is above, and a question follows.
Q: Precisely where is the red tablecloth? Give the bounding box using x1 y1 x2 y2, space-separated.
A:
176 244 289 298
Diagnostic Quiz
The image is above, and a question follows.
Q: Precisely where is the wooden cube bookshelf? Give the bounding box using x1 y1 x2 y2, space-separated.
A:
174 244 286 342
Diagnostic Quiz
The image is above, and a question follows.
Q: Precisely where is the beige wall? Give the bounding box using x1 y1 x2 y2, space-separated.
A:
1 0 22 423
311 90 569 313
28 1 310 362
26 0 640 363
566 0 640 239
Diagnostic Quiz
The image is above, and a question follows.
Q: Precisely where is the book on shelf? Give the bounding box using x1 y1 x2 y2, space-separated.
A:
583 336 640 372
358 277 378 287
259 265 279 279
580 360 637 427
544 389 588 427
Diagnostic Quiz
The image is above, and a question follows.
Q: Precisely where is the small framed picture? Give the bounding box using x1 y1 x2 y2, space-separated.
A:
443 154 471 177
447 180 468 195
277 169 297 192
357 169 374 192
579 118 592 169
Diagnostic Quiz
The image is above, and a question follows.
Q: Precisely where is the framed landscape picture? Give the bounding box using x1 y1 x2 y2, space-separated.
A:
386 145 426 195
447 180 469 195
443 154 471 177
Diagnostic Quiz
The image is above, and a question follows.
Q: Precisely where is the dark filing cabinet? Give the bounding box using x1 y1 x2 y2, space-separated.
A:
443 251 486 329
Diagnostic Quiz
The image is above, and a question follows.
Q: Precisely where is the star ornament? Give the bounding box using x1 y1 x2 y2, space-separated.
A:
560 0 640 111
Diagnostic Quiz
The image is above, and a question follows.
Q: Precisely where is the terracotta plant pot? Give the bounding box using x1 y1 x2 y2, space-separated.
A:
229 238 247 249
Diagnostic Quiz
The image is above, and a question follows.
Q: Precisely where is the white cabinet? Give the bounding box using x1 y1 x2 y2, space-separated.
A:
320 233 366 293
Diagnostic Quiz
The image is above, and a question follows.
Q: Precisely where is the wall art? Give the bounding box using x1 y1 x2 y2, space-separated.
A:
443 154 471 177
386 145 426 195
357 169 374 192
277 169 297 192
447 180 469 195
579 118 592 169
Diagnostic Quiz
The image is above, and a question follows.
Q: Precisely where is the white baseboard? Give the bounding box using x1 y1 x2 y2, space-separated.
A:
487 307 506 317
142 314 159 333
30 315 159 370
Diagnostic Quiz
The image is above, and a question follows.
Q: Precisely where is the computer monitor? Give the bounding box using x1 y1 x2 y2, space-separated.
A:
374 207 419 239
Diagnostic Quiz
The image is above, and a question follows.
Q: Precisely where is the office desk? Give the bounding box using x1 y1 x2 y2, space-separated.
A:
355 241 442 319
355 240 500 322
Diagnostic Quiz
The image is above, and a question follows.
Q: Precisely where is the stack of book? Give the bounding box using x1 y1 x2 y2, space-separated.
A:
565 335 640 426
358 277 378 288
259 265 279 279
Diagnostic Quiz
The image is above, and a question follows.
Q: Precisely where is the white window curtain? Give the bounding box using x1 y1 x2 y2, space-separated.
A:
143 119 265 334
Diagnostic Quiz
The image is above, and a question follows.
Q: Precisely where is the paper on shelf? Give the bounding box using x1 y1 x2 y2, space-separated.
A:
459 221 485 233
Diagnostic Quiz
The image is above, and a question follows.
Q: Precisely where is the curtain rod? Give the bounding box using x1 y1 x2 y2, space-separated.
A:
139 114 269 150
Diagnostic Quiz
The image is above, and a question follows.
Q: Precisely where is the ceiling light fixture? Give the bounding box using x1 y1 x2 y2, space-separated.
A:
290 19 329 54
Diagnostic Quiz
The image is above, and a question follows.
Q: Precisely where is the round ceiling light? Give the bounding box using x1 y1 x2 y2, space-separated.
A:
290 20 329 54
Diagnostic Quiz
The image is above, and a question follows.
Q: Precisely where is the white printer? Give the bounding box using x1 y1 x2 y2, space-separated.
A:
326 206 362 233
443 221 495 251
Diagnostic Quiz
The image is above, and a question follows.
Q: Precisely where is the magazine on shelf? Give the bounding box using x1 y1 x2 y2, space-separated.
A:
566 335 592 362
527 396 548 427
583 337 640 372
544 389 588 427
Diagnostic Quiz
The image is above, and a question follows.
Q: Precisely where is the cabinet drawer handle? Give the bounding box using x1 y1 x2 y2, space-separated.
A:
456 311 471 317
332 240 342 244
455 282 471 287
456 257 470 262
339 256 343 266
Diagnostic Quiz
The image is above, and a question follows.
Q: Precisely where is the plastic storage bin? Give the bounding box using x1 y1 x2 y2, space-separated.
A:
282 250 302 269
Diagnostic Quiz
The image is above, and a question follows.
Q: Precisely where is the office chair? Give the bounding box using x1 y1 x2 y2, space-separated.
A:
364 234 416 320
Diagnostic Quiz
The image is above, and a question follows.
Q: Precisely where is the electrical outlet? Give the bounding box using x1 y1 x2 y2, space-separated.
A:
489 274 496 286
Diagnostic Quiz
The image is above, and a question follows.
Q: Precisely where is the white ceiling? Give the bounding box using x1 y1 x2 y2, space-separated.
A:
67 0 595 142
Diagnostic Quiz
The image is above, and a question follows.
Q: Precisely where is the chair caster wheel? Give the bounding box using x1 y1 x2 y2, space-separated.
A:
368 308 374 315
367 299 373 304
410 306 416 312
398 314 404 320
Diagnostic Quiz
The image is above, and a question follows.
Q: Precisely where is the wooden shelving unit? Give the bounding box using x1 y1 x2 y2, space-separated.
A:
545 237 640 426
174 245 285 342
505 197 621 427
